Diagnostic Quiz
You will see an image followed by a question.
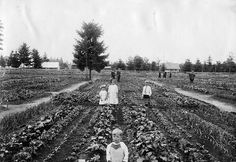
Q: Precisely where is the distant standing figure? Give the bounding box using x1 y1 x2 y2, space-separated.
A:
108 79 119 105
98 85 108 105
142 80 152 106
163 72 167 78
158 72 161 78
110 69 116 83
116 69 121 82
106 128 128 162
189 71 195 83
169 72 172 78
111 69 116 79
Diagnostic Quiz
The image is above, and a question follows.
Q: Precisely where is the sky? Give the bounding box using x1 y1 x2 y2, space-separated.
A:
0 0 236 64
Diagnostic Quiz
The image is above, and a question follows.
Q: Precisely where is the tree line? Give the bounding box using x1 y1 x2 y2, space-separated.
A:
181 56 236 72
72 21 236 74
111 55 236 73
0 43 68 69
111 56 162 71
0 43 44 68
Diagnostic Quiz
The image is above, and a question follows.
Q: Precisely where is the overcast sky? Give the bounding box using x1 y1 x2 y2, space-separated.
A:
0 0 236 63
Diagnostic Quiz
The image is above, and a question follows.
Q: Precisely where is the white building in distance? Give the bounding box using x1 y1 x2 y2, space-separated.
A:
164 62 180 72
42 62 60 70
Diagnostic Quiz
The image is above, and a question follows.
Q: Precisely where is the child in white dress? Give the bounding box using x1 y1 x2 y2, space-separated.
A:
107 79 119 105
106 128 128 162
98 85 108 105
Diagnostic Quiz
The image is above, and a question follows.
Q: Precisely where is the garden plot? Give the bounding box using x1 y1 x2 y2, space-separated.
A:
0 73 235 162
147 72 236 105
0 69 86 105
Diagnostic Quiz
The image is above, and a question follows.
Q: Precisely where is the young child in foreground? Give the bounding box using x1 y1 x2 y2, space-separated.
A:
106 128 129 162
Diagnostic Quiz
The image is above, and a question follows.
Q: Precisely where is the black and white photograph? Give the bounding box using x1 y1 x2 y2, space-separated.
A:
0 0 236 161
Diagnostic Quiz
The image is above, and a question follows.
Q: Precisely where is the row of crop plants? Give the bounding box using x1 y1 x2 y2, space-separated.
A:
151 83 236 135
147 81 236 161
0 79 105 161
149 73 236 102
0 104 86 161
120 76 236 161
0 70 86 104
118 80 218 161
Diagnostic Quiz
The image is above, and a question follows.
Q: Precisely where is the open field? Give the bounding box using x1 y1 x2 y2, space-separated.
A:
0 69 87 104
146 72 236 105
0 71 235 162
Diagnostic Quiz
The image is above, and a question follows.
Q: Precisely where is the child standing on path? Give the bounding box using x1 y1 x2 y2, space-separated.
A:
98 85 108 105
142 80 152 106
108 79 119 105
106 128 129 162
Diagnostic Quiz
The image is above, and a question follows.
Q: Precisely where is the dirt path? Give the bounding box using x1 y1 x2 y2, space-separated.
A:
175 88 236 112
150 80 236 113
0 81 89 121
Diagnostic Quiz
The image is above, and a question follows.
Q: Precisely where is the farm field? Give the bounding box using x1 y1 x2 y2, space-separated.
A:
146 72 236 105
0 72 235 162
0 69 88 105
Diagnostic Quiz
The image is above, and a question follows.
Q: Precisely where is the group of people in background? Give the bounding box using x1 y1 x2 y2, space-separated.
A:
158 71 172 78
111 69 121 82
158 71 196 83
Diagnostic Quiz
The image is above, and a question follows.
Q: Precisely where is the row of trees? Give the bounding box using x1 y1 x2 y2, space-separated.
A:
0 43 68 69
0 43 43 68
181 56 236 72
72 22 236 78
111 56 163 71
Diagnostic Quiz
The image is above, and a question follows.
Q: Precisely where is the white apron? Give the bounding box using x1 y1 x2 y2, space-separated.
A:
108 84 118 104
99 90 107 105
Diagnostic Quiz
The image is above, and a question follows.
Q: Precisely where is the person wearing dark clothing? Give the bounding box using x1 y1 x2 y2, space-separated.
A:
158 72 161 78
163 72 167 78
116 69 121 82
189 71 195 83
111 70 116 79
169 72 172 78
110 70 116 83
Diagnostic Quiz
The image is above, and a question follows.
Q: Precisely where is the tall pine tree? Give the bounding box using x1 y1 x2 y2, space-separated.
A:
193 59 202 72
0 55 6 67
73 22 108 80
8 51 21 68
182 59 192 72
31 49 42 68
18 43 31 66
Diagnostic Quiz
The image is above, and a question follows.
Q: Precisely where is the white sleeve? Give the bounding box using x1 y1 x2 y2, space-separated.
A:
99 91 102 97
149 86 152 96
108 86 111 97
106 144 111 161
142 87 145 96
121 142 129 162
